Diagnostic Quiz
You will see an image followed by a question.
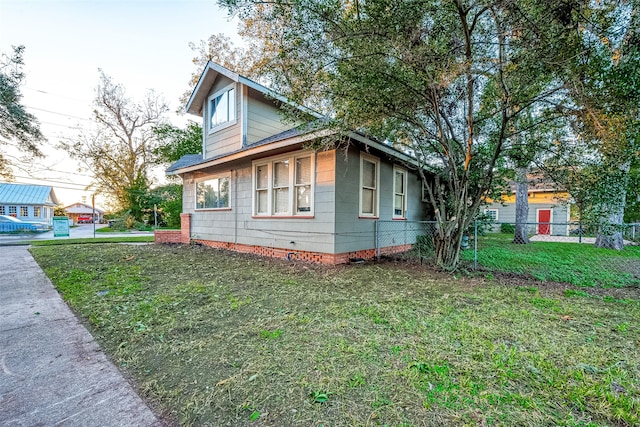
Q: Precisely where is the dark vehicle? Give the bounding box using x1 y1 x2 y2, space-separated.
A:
0 215 50 232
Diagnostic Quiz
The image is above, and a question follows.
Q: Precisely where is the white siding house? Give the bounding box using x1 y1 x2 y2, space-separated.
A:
162 62 429 263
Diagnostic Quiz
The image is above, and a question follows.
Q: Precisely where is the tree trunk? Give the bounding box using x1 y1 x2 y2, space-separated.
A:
594 162 630 251
513 167 530 244
433 221 465 271
594 212 625 250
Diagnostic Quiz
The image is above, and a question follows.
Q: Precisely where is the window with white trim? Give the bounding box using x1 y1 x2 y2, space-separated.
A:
9 206 17 216
196 174 231 209
359 154 379 217
484 208 499 221
33 206 41 217
0 206 4 215
253 152 315 216
208 85 236 132
393 166 407 218
20 206 28 216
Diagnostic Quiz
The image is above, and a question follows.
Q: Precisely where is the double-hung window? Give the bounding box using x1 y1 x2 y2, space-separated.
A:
9 206 17 216
20 206 28 217
208 84 236 132
253 152 315 216
393 166 407 218
0 206 5 215
484 208 499 221
33 206 41 217
360 154 379 217
196 174 231 210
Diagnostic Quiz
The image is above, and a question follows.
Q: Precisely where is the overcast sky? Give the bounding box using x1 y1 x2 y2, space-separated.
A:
0 0 241 208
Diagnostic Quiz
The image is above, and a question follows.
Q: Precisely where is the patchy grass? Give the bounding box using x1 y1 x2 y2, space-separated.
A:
464 234 640 288
31 244 640 426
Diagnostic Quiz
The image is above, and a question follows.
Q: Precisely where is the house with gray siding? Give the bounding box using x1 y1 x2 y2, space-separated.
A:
484 176 572 235
163 62 429 263
0 183 58 224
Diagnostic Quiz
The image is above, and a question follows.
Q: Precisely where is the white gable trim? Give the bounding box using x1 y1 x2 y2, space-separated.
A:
185 62 324 120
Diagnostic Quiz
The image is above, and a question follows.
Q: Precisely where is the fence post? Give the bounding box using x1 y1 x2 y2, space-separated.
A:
375 220 380 259
474 220 478 270
579 221 583 244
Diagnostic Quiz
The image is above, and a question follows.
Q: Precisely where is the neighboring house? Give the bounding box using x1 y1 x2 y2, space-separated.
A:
484 175 571 235
161 62 430 263
0 183 59 225
63 202 105 224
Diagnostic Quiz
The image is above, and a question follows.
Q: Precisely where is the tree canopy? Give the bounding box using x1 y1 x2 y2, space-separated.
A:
218 0 593 268
60 71 169 212
0 45 44 178
152 121 202 165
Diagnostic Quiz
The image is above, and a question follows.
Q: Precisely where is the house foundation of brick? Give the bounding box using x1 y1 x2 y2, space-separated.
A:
154 213 412 264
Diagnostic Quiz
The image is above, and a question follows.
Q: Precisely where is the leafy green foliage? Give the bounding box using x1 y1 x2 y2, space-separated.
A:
152 122 202 165
0 45 44 177
218 0 615 269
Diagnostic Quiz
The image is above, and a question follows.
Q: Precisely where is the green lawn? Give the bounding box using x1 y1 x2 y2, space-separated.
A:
31 244 639 426
463 234 640 288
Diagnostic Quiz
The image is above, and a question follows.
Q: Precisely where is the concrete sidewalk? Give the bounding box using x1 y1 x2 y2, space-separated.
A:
0 246 164 426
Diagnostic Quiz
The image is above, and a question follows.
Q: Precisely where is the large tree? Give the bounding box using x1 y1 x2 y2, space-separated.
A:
552 0 640 249
60 71 168 211
0 45 44 178
150 122 203 227
220 0 580 269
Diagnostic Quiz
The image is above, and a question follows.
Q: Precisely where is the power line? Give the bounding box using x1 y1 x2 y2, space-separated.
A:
11 175 96 188
1 180 96 192
39 120 82 129
26 105 89 121
24 87 91 104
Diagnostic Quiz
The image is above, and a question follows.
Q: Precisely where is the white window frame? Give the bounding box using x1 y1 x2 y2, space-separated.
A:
207 83 237 134
9 206 17 216
252 151 315 217
195 173 231 210
0 206 5 215
393 166 408 219
20 206 28 217
359 153 380 218
484 208 499 221
33 206 41 217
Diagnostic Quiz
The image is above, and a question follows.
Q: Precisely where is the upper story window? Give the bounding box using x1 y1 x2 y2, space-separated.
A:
208 84 236 132
253 152 315 217
360 153 380 217
196 174 231 210
393 166 407 218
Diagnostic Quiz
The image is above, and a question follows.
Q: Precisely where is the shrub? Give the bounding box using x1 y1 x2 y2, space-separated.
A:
500 223 515 234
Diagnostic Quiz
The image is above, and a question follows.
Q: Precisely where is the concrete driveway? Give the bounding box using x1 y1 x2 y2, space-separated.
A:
0 246 164 426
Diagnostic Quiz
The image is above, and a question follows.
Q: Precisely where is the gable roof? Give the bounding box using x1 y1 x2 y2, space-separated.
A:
0 183 59 206
63 202 106 214
185 62 323 119
174 62 423 176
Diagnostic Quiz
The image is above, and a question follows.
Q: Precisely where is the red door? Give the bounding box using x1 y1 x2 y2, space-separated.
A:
538 209 551 234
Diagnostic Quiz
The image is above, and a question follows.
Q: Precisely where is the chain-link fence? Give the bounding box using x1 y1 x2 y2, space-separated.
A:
376 220 640 287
